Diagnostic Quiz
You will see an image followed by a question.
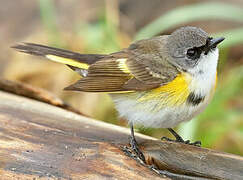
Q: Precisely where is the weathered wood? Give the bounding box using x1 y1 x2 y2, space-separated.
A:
0 78 84 115
0 91 165 180
142 141 243 179
0 89 242 180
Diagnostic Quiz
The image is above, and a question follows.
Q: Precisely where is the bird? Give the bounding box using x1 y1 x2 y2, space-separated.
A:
12 26 224 162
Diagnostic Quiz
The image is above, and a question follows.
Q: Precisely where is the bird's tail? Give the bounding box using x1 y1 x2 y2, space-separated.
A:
12 43 106 71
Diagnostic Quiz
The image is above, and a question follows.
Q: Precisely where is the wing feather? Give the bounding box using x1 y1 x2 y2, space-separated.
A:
64 76 131 92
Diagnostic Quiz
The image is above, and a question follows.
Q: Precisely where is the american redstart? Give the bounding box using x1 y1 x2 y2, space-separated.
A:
13 26 224 162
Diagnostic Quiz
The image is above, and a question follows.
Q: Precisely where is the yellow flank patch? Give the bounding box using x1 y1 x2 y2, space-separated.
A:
116 58 130 73
138 73 192 110
46 55 89 70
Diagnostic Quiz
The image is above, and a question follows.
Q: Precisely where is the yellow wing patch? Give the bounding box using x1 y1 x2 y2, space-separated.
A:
46 55 89 70
138 72 192 111
116 58 130 73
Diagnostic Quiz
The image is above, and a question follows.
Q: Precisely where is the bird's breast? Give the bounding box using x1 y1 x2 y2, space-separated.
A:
136 72 192 112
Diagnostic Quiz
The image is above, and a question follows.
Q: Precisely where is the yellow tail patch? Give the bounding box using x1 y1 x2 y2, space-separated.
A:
46 55 89 70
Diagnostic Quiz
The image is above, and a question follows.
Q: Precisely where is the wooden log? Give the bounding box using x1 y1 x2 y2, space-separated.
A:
0 90 165 179
0 88 242 179
142 141 243 179
0 78 84 116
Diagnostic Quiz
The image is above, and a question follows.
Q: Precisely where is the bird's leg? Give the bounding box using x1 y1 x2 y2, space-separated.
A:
129 123 145 162
161 128 201 146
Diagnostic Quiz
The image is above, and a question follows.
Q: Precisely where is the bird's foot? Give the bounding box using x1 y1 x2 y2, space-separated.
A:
161 128 201 147
161 136 201 146
129 135 146 163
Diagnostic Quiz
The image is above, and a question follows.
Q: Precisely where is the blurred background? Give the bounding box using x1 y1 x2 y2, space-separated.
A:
0 0 242 155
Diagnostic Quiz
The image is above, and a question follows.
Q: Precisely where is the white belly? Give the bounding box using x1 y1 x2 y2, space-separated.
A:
111 92 211 128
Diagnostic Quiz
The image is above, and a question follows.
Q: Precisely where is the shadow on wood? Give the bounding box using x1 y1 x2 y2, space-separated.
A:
0 82 242 179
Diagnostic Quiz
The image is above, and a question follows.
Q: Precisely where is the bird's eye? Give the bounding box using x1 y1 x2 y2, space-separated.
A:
186 48 200 60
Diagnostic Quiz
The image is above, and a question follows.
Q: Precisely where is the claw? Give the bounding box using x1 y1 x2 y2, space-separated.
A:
161 128 202 147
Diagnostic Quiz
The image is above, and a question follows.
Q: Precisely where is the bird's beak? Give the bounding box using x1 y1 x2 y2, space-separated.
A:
208 37 225 48
204 37 225 55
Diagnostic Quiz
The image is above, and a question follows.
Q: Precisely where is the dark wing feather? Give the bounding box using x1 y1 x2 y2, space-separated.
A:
88 59 129 77
64 76 131 92
64 54 133 92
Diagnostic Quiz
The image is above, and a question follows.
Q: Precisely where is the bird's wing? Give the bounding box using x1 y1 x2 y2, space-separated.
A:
65 37 179 93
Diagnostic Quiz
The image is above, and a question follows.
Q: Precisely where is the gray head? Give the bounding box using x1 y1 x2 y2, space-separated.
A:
166 26 224 71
